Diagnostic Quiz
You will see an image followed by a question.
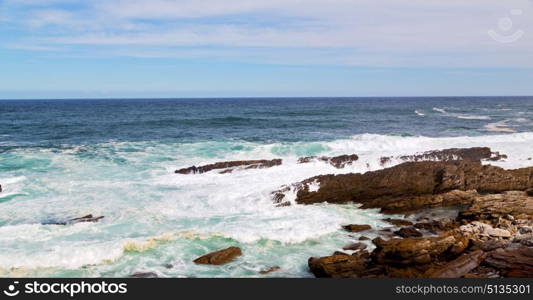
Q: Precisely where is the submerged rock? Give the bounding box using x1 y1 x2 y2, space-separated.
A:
193 246 242 265
298 154 359 169
259 266 281 275
342 242 367 251
342 224 372 232
44 214 104 226
176 159 282 174
129 272 159 278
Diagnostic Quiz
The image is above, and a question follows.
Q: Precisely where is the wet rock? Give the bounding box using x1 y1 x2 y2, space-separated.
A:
458 191 533 222
176 159 282 174
275 160 532 213
308 251 371 278
342 224 372 232
259 266 281 275
342 242 367 251
193 246 242 265
358 236 370 241
483 244 533 277
371 231 470 265
414 218 459 234
382 218 413 226
394 227 423 238
399 147 503 163
333 251 350 256
0 184 2 193
45 214 104 226
427 250 486 278
298 154 358 169
129 272 158 278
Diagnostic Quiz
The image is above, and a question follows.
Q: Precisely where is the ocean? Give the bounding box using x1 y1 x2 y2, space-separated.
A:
0 97 532 277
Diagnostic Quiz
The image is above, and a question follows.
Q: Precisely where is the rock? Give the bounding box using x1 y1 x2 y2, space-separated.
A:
478 240 510 251
0 184 2 193
513 234 533 247
358 236 370 241
342 224 372 232
458 191 533 222
308 252 371 278
382 218 413 226
176 159 282 174
332 251 350 256
44 214 104 226
519 226 533 234
193 246 242 265
394 227 423 238
259 266 281 275
129 272 158 278
427 250 486 278
371 231 470 265
483 244 533 277
414 218 459 234
274 160 532 213
380 147 506 166
527 188 533 196
342 242 367 251
298 154 358 169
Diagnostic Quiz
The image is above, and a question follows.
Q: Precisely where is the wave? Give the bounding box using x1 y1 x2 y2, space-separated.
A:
414 110 425 116
432 107 491 120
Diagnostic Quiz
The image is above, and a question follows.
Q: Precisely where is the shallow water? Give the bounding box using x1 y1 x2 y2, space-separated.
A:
0 97 532 277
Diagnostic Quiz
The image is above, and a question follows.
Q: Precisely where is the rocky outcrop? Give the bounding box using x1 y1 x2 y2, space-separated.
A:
458 191 533 221
273 161 532 212
484 244 533 277
298 154 359 168
308 251 372 278
193 246 242 265
380 147 507 166
176 159 282 174
427 250 486 278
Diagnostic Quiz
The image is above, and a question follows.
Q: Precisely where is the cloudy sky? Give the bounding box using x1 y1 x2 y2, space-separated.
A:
1 0 533 98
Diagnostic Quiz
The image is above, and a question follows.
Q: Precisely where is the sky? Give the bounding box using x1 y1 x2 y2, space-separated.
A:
1 0 533 99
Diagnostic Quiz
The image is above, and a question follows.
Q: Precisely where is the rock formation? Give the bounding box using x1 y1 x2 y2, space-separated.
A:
298 154 359 168
176 159 282 174
193 246 242 265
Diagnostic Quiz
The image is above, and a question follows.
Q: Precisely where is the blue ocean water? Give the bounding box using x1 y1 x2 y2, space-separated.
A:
0 97 532 277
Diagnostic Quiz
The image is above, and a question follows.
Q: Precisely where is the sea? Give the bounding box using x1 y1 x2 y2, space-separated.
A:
0 97 532 277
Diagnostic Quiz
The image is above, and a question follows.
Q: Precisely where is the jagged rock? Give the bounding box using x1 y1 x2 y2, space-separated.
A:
342 224 372 232
458 191 533 221
259 266 281 275
394 227 422 238
380 147 506 165
176 159 282 174
382 218 413 226
414 218 459 234
371 231 470 265
193 246 242 265
513 234 533 247
44 214 104 226
427 250 486 278
483 244 533 277
342 242 367 251
274 161 532 213
298 154 358 168
308 251 371 278
129 272 158 278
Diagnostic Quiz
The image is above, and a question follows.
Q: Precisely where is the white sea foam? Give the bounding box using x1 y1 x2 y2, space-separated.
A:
414 110 425 116
1 132 532 273
432 107 491 120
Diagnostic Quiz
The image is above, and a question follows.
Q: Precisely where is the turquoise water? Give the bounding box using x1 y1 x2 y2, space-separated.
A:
0 97 532 277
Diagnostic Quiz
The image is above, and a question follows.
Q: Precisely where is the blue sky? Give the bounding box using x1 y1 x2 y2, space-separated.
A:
1 0 533 99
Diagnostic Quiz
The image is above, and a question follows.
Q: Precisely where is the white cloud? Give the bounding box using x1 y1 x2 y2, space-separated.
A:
2 0 533 67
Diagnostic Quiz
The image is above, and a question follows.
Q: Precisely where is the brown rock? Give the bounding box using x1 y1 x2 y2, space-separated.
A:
342 224 372 232
275 160 532 213
526 188 533 197
342 242 367 251
427 250 486 278
383 218 413 226
394 227 423 238
358 236 370 241
308 252 371 278
298 154 358 168
484 244 533 277
193 246 242 265
458 191 533 221
176 159 282 174
414 218 459 234
259 266 281 275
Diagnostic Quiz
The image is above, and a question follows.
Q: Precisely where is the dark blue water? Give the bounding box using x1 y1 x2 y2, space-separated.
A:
1 97 532 148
